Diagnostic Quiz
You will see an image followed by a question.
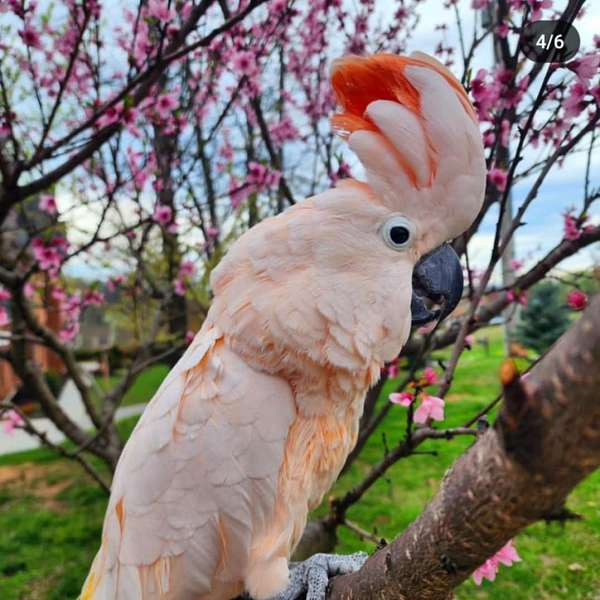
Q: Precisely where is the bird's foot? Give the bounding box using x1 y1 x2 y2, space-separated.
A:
271 552 368 600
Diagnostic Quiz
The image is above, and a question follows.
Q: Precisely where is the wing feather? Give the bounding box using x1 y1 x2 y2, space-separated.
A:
84 325 296 599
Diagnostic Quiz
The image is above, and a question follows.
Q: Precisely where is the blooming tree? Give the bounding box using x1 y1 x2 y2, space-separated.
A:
0 0 599 597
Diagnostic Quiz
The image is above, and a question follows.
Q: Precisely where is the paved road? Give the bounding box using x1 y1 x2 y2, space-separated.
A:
0 379 146 455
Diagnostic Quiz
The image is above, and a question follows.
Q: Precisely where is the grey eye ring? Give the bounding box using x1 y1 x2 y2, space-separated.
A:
381 215 415 250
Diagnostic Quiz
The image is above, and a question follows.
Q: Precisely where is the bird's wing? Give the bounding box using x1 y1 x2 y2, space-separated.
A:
82 324 296 600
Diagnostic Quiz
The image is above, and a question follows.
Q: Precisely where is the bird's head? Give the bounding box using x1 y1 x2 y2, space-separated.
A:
208 52 485 375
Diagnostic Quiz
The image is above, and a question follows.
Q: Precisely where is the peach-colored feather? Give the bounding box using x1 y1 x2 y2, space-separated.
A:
81 52 485 600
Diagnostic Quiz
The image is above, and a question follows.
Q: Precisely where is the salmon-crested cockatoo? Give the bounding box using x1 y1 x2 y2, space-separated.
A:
81 52 485 600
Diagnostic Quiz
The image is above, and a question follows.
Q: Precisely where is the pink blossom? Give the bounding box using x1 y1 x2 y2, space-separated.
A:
174 278 187 296
563 210 586 241
107 275 125 291
470 69 500 121
0 287 10 302
247 162 267 185
496 22 509 38
206 226 219 239
389 391 414 407
39 194 57 215
245 162 281 193
270 117 299 144
122 107 141 136
465 334 475 348
563 81 588 118
50 235 69 253
96 104 122 129
422 367 438 385
155 93 179 120
59 322 80 343
473 540 521 585
387 361 399 378
528 0 552 20
32 240 61 273
506 289 528 306
567 54 600 83
229 178 251 209
567 289 587 311
83 289 104 307
185 330 195 344
3 409 24 435
231 50 258 77
24 282 36 298
19 22 41 48
414 395 445 424
471 0 490 8
153 204 172 226
179 260 196 278
51 287 67 302
509 259 523 271
147 0 175 22
488 167 508 192
0 306 9 327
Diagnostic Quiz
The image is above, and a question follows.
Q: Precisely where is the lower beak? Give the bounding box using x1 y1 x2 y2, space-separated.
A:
411 243 464 326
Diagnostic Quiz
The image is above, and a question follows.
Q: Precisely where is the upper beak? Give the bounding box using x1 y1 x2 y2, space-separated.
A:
411 243 464 326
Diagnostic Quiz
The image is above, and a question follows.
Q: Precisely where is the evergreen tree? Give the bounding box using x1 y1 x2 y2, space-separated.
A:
516 281 570 354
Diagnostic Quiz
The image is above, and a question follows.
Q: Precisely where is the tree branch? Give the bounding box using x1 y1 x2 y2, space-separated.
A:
328 295 600 600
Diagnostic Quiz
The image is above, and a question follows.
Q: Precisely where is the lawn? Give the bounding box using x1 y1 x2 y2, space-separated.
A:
1 329 599 599
92 363 170 408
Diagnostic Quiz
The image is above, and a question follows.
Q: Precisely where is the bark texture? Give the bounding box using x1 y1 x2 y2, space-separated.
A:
328 295 600 600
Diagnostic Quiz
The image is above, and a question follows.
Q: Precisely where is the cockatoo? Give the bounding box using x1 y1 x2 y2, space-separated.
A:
81 52 485 600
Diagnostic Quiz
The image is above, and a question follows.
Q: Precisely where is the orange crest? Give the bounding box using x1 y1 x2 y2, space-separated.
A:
330 53 475 138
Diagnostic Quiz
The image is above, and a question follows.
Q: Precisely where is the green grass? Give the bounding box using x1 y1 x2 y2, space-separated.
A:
1 332 599 599
93 363 170 407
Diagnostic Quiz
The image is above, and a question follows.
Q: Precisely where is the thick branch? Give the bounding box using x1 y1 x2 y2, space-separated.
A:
328 295 600 600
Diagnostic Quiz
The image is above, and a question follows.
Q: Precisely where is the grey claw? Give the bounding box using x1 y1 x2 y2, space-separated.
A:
271 552 368 600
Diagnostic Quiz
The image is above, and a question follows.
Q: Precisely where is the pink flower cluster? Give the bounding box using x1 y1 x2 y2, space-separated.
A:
107 275 125 292
413 395 445 423
52 287 82 343
567 289 587 311
247 162 281 189
2 409 24 435
229 162 282 209
270 116 299 145
174 260 196 297
563 210 593 241
506 289 528 306
39 194 57 215
31 236 69 275
473 540 521 585
389 367 445 424
470 67 528 123
487 167 508 192
95 102 141 135
83 289 105 307
153 204 173 226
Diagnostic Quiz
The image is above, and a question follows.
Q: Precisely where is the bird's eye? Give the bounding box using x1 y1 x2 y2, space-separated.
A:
381 216 415 250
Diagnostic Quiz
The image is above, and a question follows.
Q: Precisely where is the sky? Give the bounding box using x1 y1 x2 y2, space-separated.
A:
55 0 600 280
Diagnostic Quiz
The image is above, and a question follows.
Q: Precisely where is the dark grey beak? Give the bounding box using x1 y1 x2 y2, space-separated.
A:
411 243 464 326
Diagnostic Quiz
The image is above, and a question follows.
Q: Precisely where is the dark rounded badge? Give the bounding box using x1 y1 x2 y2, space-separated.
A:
520 20 580 63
